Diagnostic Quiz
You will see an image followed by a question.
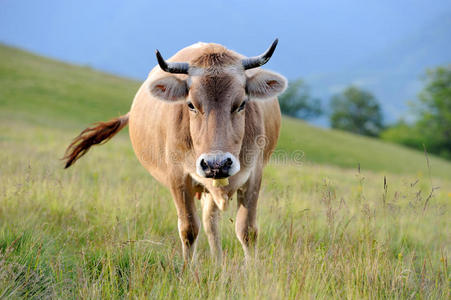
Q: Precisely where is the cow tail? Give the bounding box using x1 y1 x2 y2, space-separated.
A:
63 113 130 168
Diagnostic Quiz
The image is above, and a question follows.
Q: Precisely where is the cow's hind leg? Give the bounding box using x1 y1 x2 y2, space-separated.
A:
235 174 262 262
201 193 222 263
170 181 200 265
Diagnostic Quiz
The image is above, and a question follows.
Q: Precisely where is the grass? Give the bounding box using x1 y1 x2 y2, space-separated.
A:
0 44 450 298
279 117 451 179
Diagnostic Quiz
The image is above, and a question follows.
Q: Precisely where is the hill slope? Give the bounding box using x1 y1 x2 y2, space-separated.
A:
1 44 450 179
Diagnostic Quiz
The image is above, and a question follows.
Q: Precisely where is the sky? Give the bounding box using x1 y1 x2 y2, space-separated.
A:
1 0 450 124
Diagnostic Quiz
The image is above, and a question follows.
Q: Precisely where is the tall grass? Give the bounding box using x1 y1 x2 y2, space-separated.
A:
1 119 449 299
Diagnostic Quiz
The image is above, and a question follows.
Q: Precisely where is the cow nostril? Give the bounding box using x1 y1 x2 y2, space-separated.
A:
225 157 233 167
200 159 209 171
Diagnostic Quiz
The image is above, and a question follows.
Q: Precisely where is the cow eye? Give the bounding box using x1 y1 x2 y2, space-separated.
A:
236 100 247 112
187 101 196 112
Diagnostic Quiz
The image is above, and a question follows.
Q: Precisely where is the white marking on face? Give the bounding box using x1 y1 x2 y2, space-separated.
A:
196 152 240 178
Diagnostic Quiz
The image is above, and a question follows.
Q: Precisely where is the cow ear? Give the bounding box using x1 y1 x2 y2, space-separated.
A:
246 70 287 100
149 76 188 102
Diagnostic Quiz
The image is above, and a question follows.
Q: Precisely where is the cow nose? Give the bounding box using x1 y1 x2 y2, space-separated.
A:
196 152 240 179
200 157 233 179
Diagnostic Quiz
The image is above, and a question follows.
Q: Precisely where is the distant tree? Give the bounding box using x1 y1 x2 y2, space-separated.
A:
382 66 451 158
416 66 451 157
330 86 384 137
380 120 421 149
278 79 322 119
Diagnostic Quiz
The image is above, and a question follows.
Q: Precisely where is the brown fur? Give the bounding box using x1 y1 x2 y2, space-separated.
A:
190 44 239 68
63 113 129 168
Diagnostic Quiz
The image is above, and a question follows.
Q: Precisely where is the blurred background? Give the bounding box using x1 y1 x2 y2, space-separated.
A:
1 0 450 159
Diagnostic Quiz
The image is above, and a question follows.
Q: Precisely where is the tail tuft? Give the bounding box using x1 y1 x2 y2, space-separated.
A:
63 113 129 168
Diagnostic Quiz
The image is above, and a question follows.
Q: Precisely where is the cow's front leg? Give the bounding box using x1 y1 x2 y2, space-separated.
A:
201 193 222 263
170 180 200 265
235 173 262 261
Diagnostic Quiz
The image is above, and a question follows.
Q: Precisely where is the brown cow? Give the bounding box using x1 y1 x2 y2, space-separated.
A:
64 39 287 264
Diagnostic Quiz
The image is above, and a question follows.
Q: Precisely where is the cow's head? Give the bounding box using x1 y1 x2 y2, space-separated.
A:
149 39 287 179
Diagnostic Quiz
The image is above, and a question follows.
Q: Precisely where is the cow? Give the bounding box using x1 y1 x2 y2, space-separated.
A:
64 39 287 264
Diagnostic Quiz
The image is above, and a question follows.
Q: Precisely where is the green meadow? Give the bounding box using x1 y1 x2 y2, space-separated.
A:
1 44 450 299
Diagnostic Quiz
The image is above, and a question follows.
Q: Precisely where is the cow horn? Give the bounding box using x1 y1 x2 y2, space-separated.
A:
155 50 189 74
242 38 279 70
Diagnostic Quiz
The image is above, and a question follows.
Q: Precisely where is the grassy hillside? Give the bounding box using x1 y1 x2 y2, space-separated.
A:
1 44 450 179
278 117 451 178
0 45 450 298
